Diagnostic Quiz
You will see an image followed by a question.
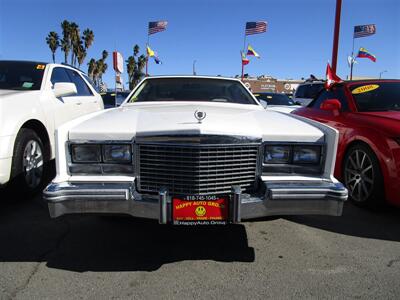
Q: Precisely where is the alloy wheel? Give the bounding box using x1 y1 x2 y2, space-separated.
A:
344 149 374 202
22 140 44 189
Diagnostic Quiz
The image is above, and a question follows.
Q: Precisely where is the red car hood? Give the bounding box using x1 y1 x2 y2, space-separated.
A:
358 111 400 122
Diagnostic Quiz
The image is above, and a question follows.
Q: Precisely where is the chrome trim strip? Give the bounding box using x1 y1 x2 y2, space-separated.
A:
231 186 242 223
135 134 262 145
159 188 168 224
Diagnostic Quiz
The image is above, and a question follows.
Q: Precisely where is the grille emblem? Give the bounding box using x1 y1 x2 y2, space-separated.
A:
194 110 207 123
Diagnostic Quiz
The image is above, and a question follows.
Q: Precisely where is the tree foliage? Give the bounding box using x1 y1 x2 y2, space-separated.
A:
126 44 146 90
47 20 95 69
45 31 59 63
87 50 108 89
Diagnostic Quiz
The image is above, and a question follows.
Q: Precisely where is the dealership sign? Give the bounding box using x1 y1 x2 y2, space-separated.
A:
113 51 124 73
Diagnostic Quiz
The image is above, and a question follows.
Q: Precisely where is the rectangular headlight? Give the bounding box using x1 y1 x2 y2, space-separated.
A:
264 145 291 164
293 146 321 164
103 144 132 163
71 144 101 163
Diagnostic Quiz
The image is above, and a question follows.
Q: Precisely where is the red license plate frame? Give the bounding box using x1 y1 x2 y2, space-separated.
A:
172 195 229 225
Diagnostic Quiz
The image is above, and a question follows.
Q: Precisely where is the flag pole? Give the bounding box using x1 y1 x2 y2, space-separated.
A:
350 35 355 80
331 0 342 74
242 26 247 81
241 52 244 81
145 33 150 77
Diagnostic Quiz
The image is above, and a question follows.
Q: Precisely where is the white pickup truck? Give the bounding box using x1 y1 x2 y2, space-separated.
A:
0 60 103 194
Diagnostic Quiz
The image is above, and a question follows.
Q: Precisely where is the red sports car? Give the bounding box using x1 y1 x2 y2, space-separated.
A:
293 79 400 207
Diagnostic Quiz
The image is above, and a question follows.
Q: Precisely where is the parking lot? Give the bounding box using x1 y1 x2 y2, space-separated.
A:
0 186 399 299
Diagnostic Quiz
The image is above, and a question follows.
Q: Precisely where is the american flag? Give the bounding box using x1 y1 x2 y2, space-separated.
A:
245 21 267 35
354 24 376 38
148 21 168 35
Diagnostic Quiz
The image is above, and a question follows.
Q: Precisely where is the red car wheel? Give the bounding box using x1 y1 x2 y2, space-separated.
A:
343 144 384 208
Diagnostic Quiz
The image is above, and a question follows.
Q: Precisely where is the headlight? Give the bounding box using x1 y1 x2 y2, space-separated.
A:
103 144 132 163
264 145 291 164
264 144 322 165
293 146 321 164
71 144 101 163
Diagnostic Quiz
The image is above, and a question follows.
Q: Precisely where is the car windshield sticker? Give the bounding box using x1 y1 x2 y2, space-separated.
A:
36 64 45 70
352 84 379 94
22 82 34 88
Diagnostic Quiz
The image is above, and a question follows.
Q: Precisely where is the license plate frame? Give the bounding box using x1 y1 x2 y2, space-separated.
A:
172 195 229 225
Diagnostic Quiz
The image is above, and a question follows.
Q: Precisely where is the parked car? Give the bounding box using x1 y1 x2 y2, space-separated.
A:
293 81 324 106
101 91 131 109
292 79 400 208
44 76 347 224
254 92 301 113
0 60 104 193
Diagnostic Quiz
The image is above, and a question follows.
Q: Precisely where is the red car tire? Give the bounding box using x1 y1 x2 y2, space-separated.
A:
343 143 385 208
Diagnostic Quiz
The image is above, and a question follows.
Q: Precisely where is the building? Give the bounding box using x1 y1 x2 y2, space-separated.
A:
242 75 304 94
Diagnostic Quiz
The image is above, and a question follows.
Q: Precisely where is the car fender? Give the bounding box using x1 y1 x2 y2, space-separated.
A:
0 91 49 153
337 128 394 183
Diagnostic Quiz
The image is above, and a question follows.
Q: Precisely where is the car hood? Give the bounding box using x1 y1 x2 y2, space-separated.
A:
267 105 302 114
68 102 324 143
0 89 35 98
358 111 400 122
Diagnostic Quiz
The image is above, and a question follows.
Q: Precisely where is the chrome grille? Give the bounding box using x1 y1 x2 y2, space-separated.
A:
137 144 259 195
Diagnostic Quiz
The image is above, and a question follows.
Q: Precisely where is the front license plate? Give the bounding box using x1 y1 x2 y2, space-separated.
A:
172 195 229 225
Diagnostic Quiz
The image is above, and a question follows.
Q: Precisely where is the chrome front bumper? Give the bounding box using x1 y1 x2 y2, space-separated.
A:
44 180 348 222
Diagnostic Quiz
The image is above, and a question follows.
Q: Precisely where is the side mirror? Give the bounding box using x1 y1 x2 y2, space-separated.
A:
53 82 77 98
259 99 268 109
320 99 341 114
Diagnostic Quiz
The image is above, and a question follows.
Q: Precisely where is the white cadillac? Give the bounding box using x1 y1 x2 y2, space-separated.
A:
44 76 347 225
0 60 103 194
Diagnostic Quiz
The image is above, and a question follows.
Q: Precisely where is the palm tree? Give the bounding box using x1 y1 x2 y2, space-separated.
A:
60 20 71 64
69 22 80 66
95 50 108 84
87 58 97 80
100 62 108 83
72 38 83 67
133 54 146 85
93 59 102 86
77 44 86 68
46 31 59 63
102 50 108 61
126 56 136 90
126 45 147 89
82 29 94 50
133 44 140 57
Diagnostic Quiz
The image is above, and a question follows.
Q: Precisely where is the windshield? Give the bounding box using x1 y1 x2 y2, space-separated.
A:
350 82 400 112
255 93 295 106
295 83 324 99
128 78 257 105
0 61 45 90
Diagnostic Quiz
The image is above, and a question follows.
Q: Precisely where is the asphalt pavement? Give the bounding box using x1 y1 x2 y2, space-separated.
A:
0 186 399 299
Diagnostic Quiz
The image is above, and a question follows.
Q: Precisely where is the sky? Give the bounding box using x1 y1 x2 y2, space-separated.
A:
0 0 399 89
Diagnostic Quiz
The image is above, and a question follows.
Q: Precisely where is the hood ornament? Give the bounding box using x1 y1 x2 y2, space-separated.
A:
194 110 206 124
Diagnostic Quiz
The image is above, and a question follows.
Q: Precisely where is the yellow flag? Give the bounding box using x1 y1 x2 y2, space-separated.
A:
147 46 155 57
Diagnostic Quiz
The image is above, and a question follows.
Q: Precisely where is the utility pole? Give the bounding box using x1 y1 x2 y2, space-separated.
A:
193 60 197 75
331 0 342 73
379 70 387 79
